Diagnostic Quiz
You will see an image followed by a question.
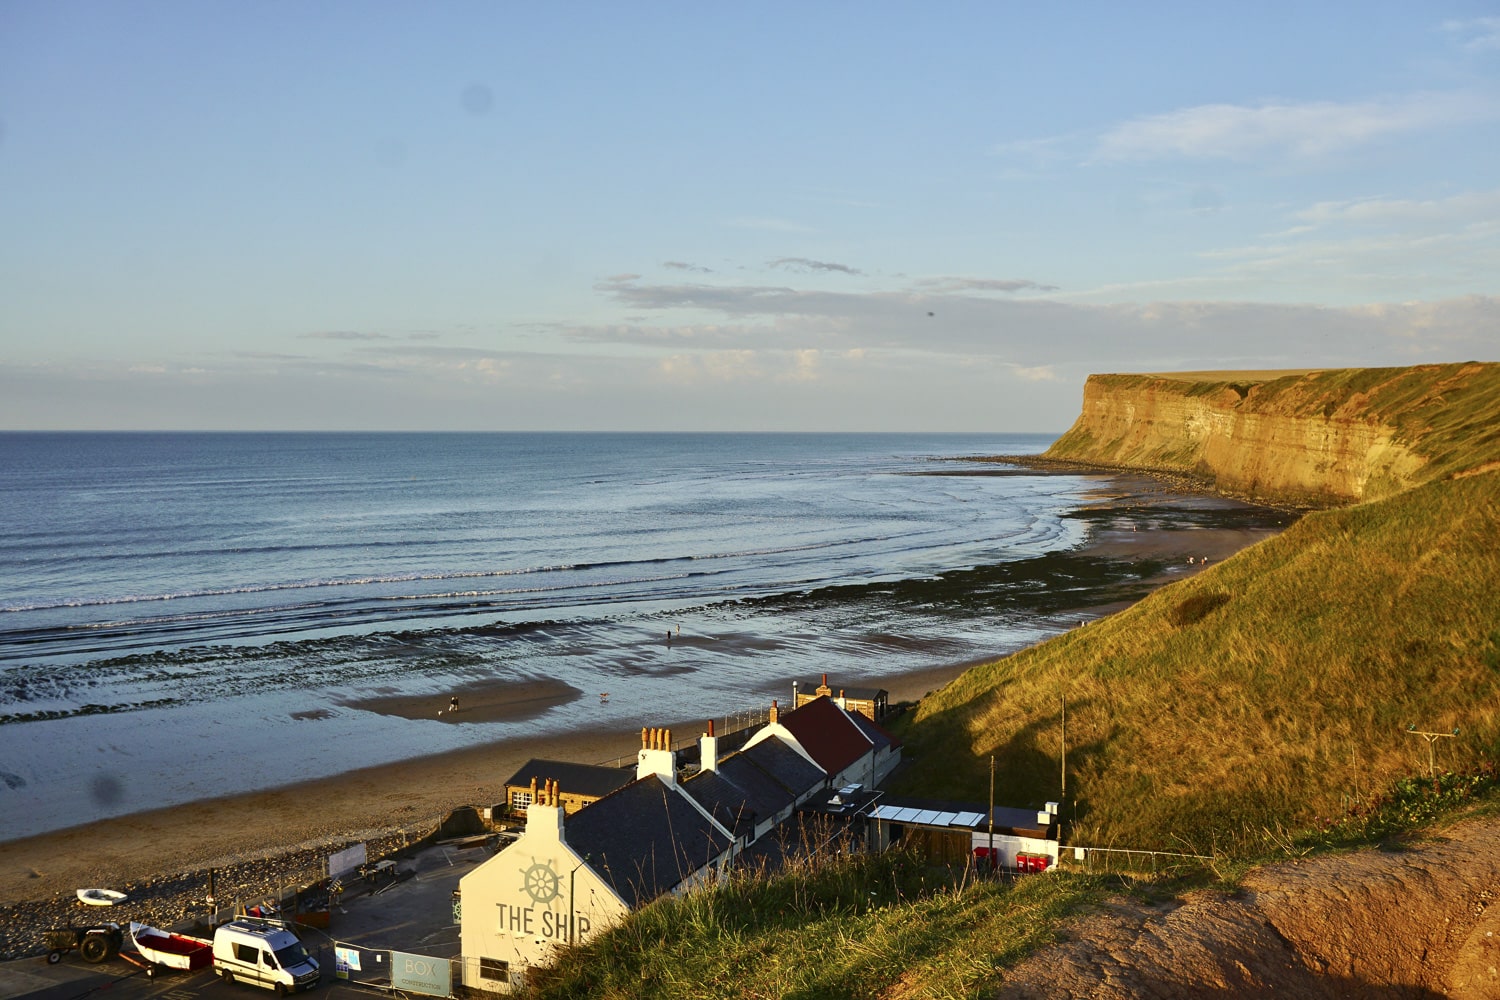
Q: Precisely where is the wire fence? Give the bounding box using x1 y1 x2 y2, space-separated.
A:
1065 845 1215 873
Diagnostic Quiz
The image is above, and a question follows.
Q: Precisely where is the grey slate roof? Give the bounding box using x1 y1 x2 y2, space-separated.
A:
741 735 826 795
844 709 901 751
501 758 635 799
564 776 734 908
680 770 759 837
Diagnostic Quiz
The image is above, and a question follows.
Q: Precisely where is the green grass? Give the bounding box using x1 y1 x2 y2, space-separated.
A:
520 774 1500 998
891 468 1500 857
523 838 1146 1000
517 366 1500 996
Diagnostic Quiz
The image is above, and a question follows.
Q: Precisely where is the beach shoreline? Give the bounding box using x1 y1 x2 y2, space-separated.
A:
0 471 1289 940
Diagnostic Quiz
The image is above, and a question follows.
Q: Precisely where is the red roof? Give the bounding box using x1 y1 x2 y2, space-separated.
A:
778 696 872 776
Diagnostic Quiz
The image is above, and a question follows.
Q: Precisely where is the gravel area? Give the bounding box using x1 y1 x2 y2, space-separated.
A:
0 830 415 962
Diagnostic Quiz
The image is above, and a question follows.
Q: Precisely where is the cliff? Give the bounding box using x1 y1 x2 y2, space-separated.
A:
1045 362 1500 505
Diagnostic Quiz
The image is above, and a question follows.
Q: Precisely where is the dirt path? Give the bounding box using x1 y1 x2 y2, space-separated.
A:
993 816 1500 998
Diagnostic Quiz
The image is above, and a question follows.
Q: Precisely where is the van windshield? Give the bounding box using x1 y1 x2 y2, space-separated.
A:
274 943 311 969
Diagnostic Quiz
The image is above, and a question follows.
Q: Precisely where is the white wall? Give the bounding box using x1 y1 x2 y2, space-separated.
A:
458 809 627 993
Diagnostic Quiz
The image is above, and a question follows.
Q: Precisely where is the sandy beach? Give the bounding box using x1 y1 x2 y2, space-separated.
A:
0 662 972 913
0 472 1283 959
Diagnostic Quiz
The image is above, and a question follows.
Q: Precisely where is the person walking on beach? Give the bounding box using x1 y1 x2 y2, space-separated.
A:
449 695 460 713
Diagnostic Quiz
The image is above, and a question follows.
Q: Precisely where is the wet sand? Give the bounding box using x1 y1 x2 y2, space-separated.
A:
342 676 584 724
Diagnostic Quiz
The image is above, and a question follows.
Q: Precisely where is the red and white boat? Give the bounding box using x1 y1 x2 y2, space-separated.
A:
128 922 212 972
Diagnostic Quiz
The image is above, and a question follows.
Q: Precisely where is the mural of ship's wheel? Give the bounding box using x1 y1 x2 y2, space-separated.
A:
520 859 561 905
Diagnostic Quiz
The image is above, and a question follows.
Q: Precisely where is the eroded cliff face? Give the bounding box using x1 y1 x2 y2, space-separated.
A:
1045 363 1500 505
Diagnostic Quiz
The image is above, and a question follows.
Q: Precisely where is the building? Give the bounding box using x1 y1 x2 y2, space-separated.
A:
458 697 900 993
867 796 1060 871
499 758 634 816
745 695 902 790
792 674 889 721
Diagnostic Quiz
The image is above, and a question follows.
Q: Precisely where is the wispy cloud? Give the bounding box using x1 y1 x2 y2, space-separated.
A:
664 261 712 273
586 271 1500 369
916 276 1059 294
1441 16 1500 52
300 330 389 341
1293 188 1500 227
1095 92 1494 162
768 257 863 276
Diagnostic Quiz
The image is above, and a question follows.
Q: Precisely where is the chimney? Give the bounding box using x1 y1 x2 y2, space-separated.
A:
700 720 719 774
526 778 565 841
768 699 779 725
637 726 678 785
816 674 831 697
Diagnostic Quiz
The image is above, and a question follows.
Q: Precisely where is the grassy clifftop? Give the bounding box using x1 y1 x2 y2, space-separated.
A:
1045 362 1500 504
893 467 1500 854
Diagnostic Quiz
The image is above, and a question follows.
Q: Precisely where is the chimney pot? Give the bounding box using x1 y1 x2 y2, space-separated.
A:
708 720 715 737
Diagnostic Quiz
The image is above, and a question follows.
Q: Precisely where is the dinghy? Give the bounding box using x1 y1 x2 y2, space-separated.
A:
129 922 212 971
76 888 128 906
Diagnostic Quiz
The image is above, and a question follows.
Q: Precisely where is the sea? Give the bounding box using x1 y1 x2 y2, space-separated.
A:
0 432 1284 842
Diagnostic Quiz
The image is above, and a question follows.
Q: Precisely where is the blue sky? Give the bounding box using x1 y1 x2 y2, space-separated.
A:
2 2 1498 431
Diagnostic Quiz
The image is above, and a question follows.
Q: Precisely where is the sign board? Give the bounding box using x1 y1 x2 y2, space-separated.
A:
327 843 367 878
391 951 452 997
334 947 361 980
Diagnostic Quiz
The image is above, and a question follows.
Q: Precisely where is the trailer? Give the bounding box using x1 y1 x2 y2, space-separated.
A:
43 923 123 965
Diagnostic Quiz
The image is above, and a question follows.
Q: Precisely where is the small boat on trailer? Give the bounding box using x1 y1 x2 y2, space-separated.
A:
76 888 128 907
127 922 212 975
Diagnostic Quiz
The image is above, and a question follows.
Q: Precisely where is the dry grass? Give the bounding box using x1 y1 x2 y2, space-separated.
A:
893 468 1500 856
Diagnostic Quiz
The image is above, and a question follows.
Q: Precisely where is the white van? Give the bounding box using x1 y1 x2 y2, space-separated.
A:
212 920 320 994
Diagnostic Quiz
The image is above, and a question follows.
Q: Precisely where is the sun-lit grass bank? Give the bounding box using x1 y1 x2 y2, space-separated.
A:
522 843 1139 1000
891 468 1500 856
521 778 1500 999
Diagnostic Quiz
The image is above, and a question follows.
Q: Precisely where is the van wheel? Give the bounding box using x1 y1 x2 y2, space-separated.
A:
276 984 288 997
221 970 234 984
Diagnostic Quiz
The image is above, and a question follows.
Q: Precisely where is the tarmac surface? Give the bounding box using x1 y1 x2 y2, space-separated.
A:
0 839 493 1000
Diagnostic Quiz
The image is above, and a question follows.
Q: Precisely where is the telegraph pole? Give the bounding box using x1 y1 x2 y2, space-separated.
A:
987 755 995 874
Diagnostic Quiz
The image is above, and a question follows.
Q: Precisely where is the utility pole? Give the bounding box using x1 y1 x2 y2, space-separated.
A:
1406 724 1460 780
988 755 995 874
1061 693 1067 801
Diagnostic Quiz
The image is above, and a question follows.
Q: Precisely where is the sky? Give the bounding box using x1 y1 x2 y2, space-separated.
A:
2 2 1498 432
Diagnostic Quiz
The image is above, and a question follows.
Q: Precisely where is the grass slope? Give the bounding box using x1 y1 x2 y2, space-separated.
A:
893 468 1500 854
526 365 1500 996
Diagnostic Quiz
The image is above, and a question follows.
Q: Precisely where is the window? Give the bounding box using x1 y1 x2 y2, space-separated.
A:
479 958 510 984
235 943 259 964
510 790 532 812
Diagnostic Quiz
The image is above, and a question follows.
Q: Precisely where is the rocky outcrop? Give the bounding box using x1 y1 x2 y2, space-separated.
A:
995 816 1500 998
1045 363 1500 505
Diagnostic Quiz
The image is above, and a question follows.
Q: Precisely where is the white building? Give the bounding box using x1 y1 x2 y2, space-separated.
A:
458 697 901 992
